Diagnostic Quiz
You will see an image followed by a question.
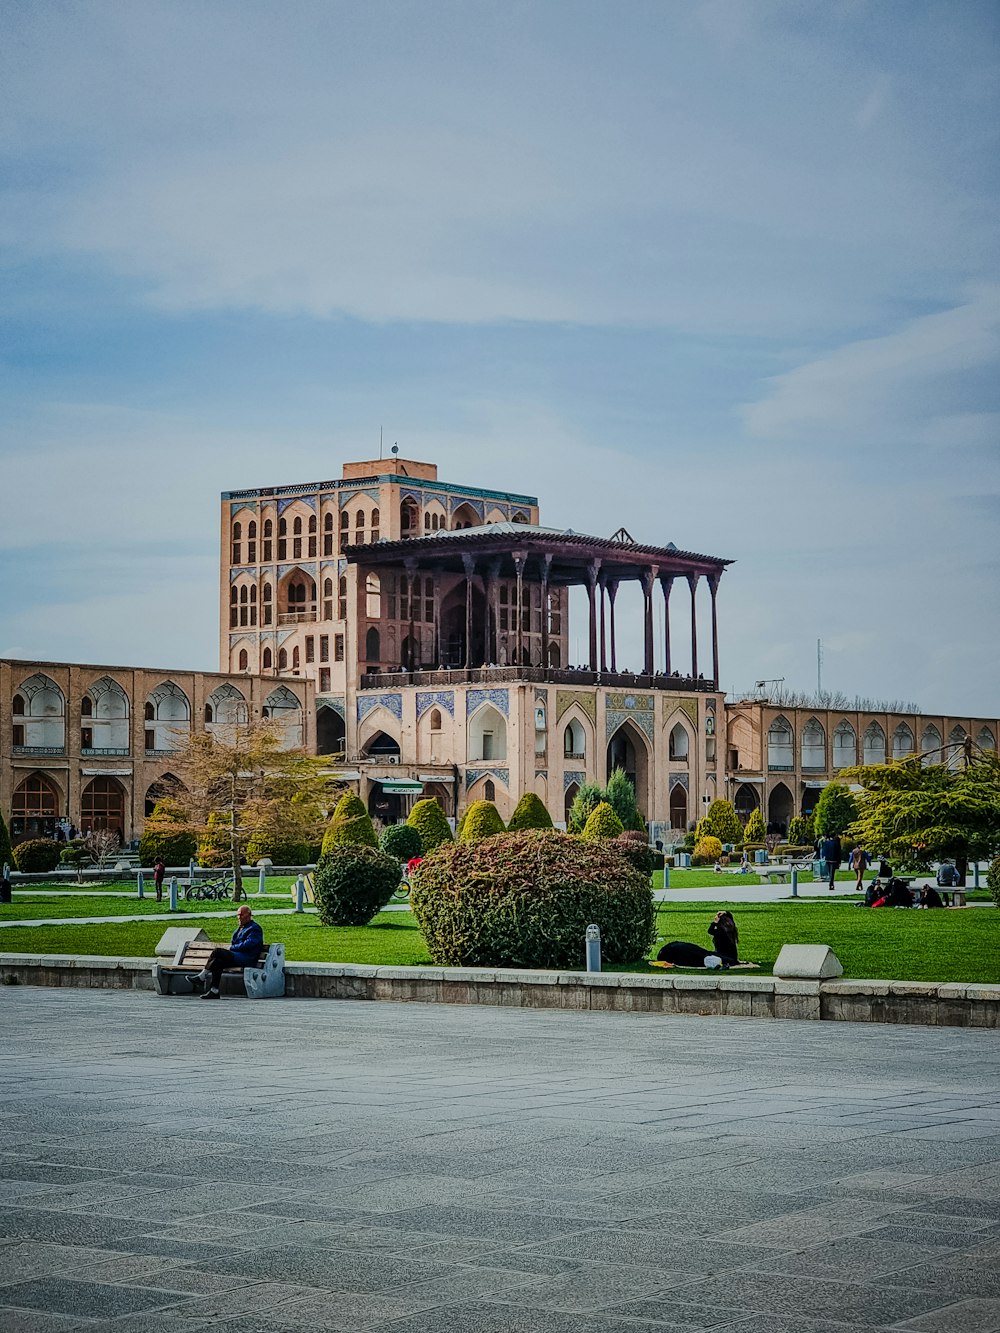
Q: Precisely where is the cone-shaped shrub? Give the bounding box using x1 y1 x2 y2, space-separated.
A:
743 807 765 843
581 801 625 841
988 855 1000 910
701 799 742 844
0 810 13 871
459 800 505 842
411 829 655 968
506 792 553 832
139 799 197 867
406 797 453 853
379 822 423 862
321 791 378 855
313 844 401 925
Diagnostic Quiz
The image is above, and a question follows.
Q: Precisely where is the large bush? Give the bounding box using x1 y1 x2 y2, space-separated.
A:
411 829 655 968
406 798 453 852
700 799 742 845
691 834 723 866
507 792 554 832
743 808 766 843
567 781 605 833
987 856 1000 910
787 814 815 847
459 800 506 842
245 830 310 866
379 822 423 862
814 782 858 838
140 799 197 867
612 831 656 877
0 810 13 871
197 811 231 867
604 768 642 832
581 801 625 841
313 844 401 925
321 791 378 853
13 838 62 872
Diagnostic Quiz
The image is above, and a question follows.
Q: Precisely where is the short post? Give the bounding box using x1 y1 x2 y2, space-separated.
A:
258 865 267 896
295 875 306 913
188 858 196 887
2 862 9 880
973 861 981 890
137 869 144 900
169 876 178 911
585 923 601 973
663 862 670 890
790 867 798 898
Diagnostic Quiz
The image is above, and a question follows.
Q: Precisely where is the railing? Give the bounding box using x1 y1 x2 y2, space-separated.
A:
768 764 794 772
145 748 181 757
12 745 65 756
277 610 317 625
360 667 717 692
81 747 130 757
563 751 586 761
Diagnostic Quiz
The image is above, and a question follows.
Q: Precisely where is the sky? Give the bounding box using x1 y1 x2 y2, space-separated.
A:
1 0 998 715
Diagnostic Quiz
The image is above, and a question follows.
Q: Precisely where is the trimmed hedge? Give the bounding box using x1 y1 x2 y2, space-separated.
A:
379 823 423 862
406 798 453 853
321 792 378 853
581 802 624 841
459 800 506 842
13 838 63 872
410 829 655 968
312 844 401 926
506 792 554 832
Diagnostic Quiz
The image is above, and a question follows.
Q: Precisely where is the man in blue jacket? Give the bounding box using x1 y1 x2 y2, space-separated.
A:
190 905 264 999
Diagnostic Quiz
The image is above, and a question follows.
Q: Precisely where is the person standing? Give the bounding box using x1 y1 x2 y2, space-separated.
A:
152 858 166 903
850 843 870 893
820 832 842 891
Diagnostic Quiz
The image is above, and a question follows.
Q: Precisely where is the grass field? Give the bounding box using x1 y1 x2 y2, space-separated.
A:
1 899 996 984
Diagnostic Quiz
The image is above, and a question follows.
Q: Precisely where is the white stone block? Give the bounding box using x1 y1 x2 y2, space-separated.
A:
155 926 210 957
773 944 843 979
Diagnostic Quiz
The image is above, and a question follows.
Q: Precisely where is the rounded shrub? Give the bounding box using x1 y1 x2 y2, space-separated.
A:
321 791 378 854
506 792 554 832
411 829 655 968
987 856 1000 910
406 798 453 852
13 838 62 872
691 834 723 866
379 822 423 862
245 831 310 866
139 800 197 867
459 800 506 842
313 844 401 926
612 831 656 877
581 801 625 841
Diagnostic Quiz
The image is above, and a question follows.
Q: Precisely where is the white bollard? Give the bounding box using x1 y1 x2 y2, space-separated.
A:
137 869 145 900
663 863 670 889
188 858 196 888
791 867 798 898
295 875 306 913
585 923 601 972
258 865 267 896
169 876 178 911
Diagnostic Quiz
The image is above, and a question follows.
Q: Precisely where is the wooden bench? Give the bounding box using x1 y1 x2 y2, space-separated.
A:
152 938 285 998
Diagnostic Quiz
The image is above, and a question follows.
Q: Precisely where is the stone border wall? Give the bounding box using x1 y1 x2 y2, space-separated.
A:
1 953 997 1027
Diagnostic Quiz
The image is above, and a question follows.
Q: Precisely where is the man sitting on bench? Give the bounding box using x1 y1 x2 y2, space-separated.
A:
189 905 264 1000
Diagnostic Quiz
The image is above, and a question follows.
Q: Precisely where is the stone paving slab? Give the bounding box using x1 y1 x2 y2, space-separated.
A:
0 989 999 1331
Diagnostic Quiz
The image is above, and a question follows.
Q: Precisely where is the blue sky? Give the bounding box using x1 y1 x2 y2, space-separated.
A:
1 0 998 713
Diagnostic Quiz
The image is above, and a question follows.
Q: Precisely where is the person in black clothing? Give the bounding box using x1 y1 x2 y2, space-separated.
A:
708 911 739 964
820 833 843 891
920 885 944 909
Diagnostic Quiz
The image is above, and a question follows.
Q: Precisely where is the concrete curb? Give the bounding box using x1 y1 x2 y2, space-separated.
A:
1 953 998 1027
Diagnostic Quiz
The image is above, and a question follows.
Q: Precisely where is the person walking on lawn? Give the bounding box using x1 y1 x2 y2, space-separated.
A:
820 832 842 891
189 905 264 999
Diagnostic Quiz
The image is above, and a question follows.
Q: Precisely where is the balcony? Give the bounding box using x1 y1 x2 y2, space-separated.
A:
361 666 718 692
563 751 586 762
145 748 182 758
278 610 317 625
12 745 65 756
81 747 130 757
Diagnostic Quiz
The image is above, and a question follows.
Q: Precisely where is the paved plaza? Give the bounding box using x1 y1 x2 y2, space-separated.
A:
1 992 999 1332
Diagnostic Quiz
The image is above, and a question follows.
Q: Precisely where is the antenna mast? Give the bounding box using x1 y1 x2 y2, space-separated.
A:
817 638 823 694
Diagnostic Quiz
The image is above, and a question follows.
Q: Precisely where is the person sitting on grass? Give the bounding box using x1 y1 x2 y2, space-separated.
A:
655 912 757 970
188 905 264 1000
708 910 740 964
920 885 945 909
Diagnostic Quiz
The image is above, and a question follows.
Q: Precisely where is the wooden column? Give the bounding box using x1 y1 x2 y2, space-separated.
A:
586 560 601 672
513 553 526 668
642 565 658 676
540 553 553 671
404 558 417 671
462 554 475 671
484 557 501 666
607 579 619 672
687 572 700 678
709 571 721 687
599 575 607 674
660 574 674 675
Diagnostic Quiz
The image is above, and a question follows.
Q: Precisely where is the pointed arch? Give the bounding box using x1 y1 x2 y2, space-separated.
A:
767 781 794 834
400 497 420 537
920 723 941 765
767 715 793 770
278 567 316 620
668 716 691 761
205 683 247 729
144 681 190 752
831 719 856 769
468 703 507 762
13 674 66 750
11 772 61 842
733 782 760 821
263 686 303 749
977 726 996 754
863 720 886 765
893 721 915 760
606 718 650 819
81 776 127 838
668 777 688 831
451 502 479 530
801 717 825 770
563 780 580 828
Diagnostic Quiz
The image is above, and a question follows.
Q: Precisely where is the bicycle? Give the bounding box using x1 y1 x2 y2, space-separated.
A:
184 873 238 902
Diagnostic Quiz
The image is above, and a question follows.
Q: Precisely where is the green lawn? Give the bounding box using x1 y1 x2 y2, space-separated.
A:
0 895 271 921
0 900 996 984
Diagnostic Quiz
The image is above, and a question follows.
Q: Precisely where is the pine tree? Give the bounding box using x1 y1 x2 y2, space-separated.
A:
567 781 605 833
605 768 642 832
701 799 742 844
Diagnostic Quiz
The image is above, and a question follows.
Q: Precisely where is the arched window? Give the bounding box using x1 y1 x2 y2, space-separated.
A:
669 722 689 761
863 721 886 765
401 499 419 537
365 572 381 618
293 515 302 536
323 512 334 555
978 726 996 754
263 517 273 562
278 517 287 559
239 584 249 626
563 718 586 759
323 577 334 620
832 721 856 768
365 626 381 663
81 696 93 717
292 645 300 670
264 686 303 749
356 509 364 527
81 777 126 837
229 585 238 628
921 724 941 765
511 510 529 524
12 694 24 715
144 682 190 752
341 510 349 533
204 703 213 723
238 648 249 670
429 708 442 731
338 575 348 619
206 685 247 729
231 521 242 564
767 716 793 770
144 701 154 721
278 648 288 670
370 508 380 541
893 722 915 760
247 519 257 563
262 647 272 669
249 584 257 626
484 779 496 802
468 704 506 762
12 773 60 841
262 582 272 625
308 514 316 532
947 725 967 770
308 513 317 557
424 513 431 531
801 719 825 770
